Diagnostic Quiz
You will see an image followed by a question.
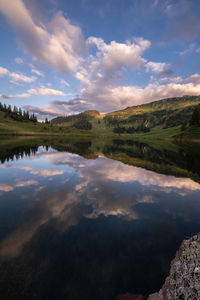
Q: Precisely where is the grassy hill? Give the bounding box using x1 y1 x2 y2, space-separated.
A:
51 110 100 125
1 96 200 142
0 111 96 137
105 95 200 129
51 96 200 129
50 95 200 140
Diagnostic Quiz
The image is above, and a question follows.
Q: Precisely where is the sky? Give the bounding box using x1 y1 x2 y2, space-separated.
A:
0 0 200 120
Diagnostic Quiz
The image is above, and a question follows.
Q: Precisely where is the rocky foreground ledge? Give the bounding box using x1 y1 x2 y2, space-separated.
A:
117 233 200 300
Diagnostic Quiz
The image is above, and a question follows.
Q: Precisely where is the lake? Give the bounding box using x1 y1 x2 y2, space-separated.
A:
0 137 200 300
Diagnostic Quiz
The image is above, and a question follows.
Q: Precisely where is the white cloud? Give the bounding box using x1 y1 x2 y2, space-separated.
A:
0 65 36 84
0 180 38 192
87 36 150 73
10 72 36 83
30 169 63 177
15 93 30 98
185 73 200 84
15 180 38 187
0 0 86 74
0 184 13 192
28 87 66 96
74 37 152 111
0 93 30 99
0 66 9 76
4 164 64 177
170 76 183 83
145 61 170 74
81 80 200 112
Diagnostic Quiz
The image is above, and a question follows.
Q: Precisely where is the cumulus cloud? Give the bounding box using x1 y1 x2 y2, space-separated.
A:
146 62 167 73
87 36 150 72
0 66 9 76
0 184 13 192
81 80 200 112
185 73 200 84
0 0 86 74
1 0 199 115
0 180 39 193
28 87 67 96
1 85 66 101
30 169 63 177
23 73 200 116
10 72 36 83
75 37 151 110
145 61 173 77
169 76 183 83
3 164 64 177
0 65 36 84
15 180 38 188
1 152 200 258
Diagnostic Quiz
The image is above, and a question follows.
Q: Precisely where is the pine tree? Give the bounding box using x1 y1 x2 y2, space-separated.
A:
189 108 199 126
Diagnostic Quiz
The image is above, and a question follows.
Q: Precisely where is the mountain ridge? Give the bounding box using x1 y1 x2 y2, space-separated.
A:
51 95 200 130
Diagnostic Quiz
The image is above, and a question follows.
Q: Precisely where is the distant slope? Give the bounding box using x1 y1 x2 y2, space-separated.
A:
0 111 94 136
105 95 200 129
107 96 200 118
51 110 100 125
51 96 200 131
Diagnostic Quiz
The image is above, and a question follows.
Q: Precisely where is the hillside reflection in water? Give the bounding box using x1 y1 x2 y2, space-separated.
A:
0 140 200 300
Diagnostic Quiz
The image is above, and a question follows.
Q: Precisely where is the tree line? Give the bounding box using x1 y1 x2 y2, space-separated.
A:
113 124 150 134
0 102 37 122
73 115 92 130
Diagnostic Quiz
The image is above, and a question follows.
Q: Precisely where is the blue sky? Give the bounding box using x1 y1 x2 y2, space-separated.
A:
0 0 200 119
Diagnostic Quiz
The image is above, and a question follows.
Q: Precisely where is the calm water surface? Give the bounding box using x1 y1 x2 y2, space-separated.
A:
0 141 200 300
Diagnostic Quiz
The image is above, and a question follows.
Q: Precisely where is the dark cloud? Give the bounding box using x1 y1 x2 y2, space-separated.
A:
50 98 91 113
51 98 88 106
0 94 13 99
159 69 174 77
23 105 59 117
23 98 91 120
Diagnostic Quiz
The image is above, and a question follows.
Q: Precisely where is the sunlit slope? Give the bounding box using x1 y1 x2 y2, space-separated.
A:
107 96 200 118
51 96 200 130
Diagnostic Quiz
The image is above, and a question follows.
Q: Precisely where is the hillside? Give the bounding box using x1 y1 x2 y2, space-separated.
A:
51 110 100 125
51 96 200 132
105 95 200 129
0 111 95 137
1 96 200 141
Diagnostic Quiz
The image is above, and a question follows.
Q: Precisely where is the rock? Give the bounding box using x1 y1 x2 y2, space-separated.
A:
116 233 200 300
148 233 200 300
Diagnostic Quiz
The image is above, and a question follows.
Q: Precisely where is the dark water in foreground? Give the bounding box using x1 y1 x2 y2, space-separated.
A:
0 138 200 300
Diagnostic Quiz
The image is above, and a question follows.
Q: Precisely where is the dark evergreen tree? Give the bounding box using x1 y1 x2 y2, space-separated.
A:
73 117 92 130
113 127 126 134
189 108 200 126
